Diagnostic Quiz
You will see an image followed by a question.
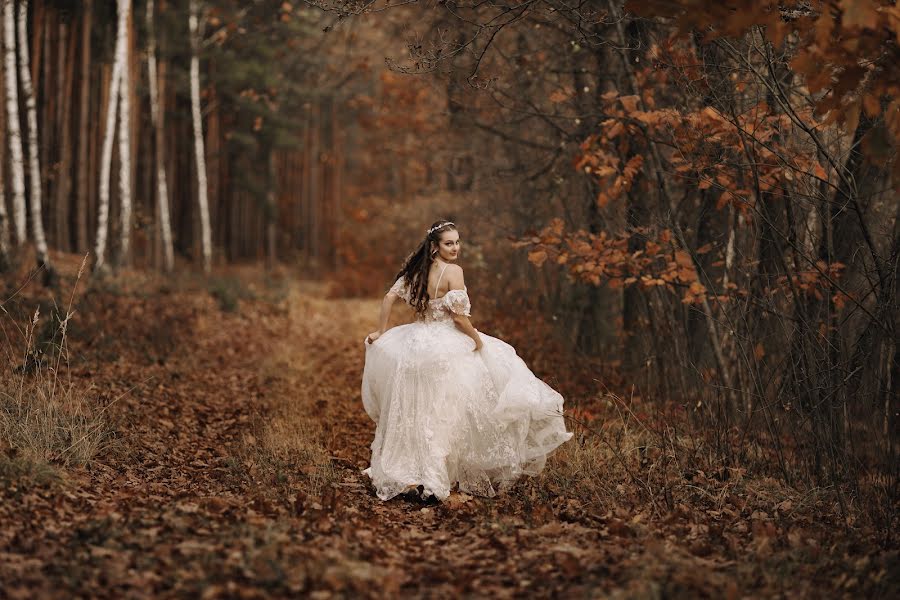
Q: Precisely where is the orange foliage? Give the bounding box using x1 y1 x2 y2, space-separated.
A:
514 219 707 305
515 218 844 307
576 89 828 216
626 0 900 185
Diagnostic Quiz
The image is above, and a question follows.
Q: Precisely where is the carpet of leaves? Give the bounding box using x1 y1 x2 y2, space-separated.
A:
0 263 896 598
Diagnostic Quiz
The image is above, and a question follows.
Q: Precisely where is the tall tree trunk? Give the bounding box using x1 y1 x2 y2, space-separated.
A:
264 143 276 269
55 17 75 252
309 100 320 270
3 0 25 244
115 0 132 267
17 0 52 276
0 172 6 270
331 97 342 270
189 0 211 272
37 2 50 233
75 0 91 252
0 22 7 270
94 0 127 271
146 0 172 271
301 110 310 261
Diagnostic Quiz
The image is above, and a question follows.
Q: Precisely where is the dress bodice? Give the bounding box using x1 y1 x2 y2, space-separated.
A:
389 276 471 323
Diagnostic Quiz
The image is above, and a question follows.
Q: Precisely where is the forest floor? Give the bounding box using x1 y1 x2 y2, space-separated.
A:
0 258 896 598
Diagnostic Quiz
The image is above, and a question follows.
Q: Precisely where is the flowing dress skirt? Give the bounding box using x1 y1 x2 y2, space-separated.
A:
362 319 573 501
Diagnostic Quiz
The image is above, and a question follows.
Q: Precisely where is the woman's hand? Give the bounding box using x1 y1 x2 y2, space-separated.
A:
366 331 382 345
473 336 483 352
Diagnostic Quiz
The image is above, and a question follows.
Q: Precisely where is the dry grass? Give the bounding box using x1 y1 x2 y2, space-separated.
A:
0 378 113 468
228 287 342 501
240 282 383 501
251 406 337 498
534 387 879 545
0 255 116 484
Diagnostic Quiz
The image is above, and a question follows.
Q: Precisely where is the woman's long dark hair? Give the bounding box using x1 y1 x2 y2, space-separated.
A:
395 220 458 317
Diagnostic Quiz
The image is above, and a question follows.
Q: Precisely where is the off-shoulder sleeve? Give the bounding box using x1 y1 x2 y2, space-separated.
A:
388 276 411 303
443 288 471 316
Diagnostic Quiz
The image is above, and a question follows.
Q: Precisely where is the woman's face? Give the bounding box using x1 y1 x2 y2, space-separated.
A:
433 229 460 262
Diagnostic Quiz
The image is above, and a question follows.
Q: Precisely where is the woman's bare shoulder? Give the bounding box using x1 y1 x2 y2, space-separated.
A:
445 263 465 288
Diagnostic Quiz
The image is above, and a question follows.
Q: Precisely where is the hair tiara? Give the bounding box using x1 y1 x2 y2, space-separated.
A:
427 221 455 235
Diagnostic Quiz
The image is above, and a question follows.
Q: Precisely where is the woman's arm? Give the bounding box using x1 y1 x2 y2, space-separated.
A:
377 292 399 333
367 292 398 343
445 265 483 351
452 313 483 351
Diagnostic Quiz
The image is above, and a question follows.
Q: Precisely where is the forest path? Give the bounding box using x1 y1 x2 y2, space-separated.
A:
269 283 734 597
270 283 616 597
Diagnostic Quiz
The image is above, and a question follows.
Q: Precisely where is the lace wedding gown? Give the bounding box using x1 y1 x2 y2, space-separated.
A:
361 266 573 501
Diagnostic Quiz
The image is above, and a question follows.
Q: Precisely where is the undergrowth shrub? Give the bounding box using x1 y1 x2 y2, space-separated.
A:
208 276 257 312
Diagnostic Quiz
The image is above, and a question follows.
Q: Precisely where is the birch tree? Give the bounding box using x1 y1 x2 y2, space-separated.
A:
190 0 211 273
116 0 132 266
0 199 7 270
0 169 7 270
2 0 25 244
94 0 127 271
17 0 51 272
0 23 7 269
147 0 173 271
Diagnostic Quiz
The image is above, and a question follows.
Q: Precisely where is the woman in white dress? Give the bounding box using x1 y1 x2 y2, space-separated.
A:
362 220 573 501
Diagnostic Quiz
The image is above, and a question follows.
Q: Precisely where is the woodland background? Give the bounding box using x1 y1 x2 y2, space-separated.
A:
0 0 897 597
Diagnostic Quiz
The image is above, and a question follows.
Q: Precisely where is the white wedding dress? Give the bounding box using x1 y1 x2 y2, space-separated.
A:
361 265 573 501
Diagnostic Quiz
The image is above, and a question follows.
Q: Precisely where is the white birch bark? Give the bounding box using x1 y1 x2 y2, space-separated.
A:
3 0 25 244
146 0 173 271
0 175 8 264
189 0 211 273
17 0 49 267
803 203 819 259
94 0 127 270
0 15 7 263
116 0 132 265
723 206 736 290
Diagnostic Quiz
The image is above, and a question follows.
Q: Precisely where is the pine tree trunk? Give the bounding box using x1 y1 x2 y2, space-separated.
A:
146 0 173 271
55 18 75 252
17 0 52 275
189 0 211 273
75 0 91 252
301 112 310 261
333 98 343 271
265 145 276 269
94 0 127 271
309 100 320 271
3 0 26 244
115 0 132 267
37 4 50 234
205 82 219 251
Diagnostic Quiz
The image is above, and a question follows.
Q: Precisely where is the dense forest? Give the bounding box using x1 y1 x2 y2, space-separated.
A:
0 1 897 597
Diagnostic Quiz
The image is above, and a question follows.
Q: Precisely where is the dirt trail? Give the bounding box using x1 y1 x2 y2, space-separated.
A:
268 284 735 598
272 285 622 597
1 275 891 598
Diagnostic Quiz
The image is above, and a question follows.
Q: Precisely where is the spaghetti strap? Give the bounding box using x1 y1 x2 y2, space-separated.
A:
433 263 450 298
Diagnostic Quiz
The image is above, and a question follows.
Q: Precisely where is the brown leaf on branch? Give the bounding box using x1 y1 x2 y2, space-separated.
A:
549 86 574 103
528 250 548 267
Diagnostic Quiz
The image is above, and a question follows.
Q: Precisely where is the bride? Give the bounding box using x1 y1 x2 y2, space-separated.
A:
362 220 573 501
